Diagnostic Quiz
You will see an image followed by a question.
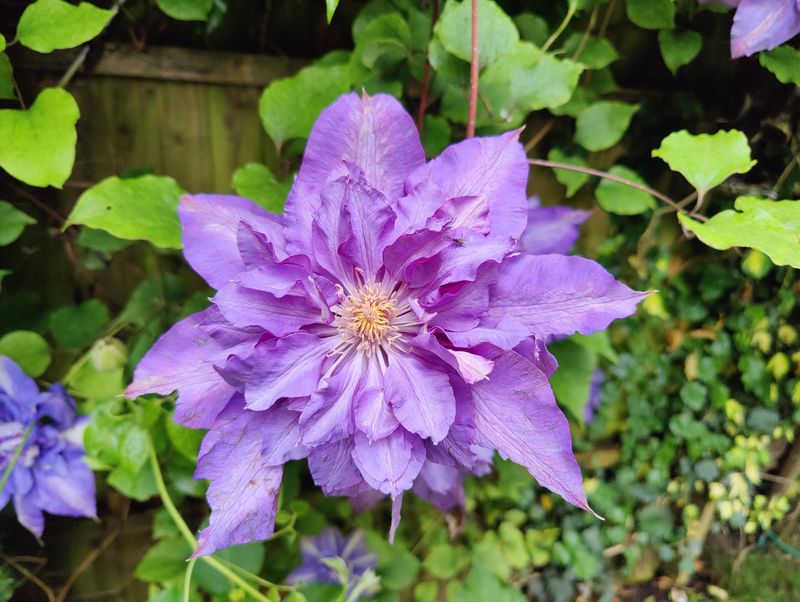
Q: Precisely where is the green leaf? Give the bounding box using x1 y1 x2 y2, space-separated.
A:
232 163 290 213
514 13 548 47
0 54 15 101
547 148 589 197
652 130 756 198
156 0 213 21
575 101 638 151
108 460 157 500
49 299 109 348
0 88 79 188
595 165 656 215
549 339 597 422
0 34 5 53
436 0 519 67
658 30 702 75
759 45 800 86
421 115 451 157
625 0 675 30
0 201 36 246
0 330 51 377
166 418 204 460
423 544 470 579
259 62 350 145
194 543 265 594
67 360 124 400
326 0 340 22
65 175 185 249
564 34 619 70
450 563 526 602
353 12 410 70
77 227 132 253
17 0 115 53
481 41 583 126
678 196 800 268
134 537 192 582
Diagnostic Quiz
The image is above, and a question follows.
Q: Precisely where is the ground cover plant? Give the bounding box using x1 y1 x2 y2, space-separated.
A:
0 0 799 600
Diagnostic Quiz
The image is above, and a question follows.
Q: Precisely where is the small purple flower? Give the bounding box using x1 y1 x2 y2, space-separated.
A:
583 369 605 423
700 0 800 58
126 92 647 556
287 529 378 597
0 356 96 537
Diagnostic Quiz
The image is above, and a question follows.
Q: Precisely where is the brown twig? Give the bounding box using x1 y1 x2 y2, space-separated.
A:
0 553 56 602
416 0 440 132
528 158 706 219
465 0 479 139
55 524 123 602
524 120 555 152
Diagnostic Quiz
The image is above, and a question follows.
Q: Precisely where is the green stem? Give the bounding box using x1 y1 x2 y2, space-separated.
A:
182 558 196 602
0 425 34 496
542 3 577 52
145 436 273 602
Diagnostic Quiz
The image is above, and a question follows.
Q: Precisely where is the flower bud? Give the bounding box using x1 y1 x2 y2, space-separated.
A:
89 337 128 372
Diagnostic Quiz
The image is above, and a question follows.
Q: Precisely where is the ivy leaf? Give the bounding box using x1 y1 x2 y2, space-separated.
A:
49 299 110 349
595 166 656 215
0 54 14 100
156 0 213 21
0 201 36 246
436 0 518 67
259 62 350 145
547 148 589 197
564 34 619 70
17 0 115 53
232 163 290 213
0 330 51 377
652 130 755 199
759 45 800 86
658 30 702 75
678 197 800 268
134 537 193 582
575 101 638 151
66 175 185 249
514 13 548 47
0 88 79 188
625 0 675 30
326 0 341 23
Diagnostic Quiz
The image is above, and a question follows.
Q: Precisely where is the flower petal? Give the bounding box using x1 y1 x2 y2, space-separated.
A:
0 356 39 411
307 438 363 496
125 309 236 429
300 358 364 446
213 284 321 336
484 254 648 340
31 455 96 519
245 333 335 411
471 351 591 511
179 194 286 288
730 0 800 58
402 130 528 247
520 201 591 255
352 428 425 497
413 461 465 511
193 401 283 557
384 351 455 444
353 358 399 440
261 403 307 466
284 92 425 255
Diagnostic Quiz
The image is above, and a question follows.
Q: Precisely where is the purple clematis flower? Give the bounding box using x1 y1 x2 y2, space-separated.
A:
126 92 647 557
520 196 591 256
286 528 378 597
0 356 96 537
700 0 800 58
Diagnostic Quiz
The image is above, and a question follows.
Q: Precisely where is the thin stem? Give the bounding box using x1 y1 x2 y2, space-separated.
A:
57 46 90 88
0 425 34 496
524 119 554 152
0 553 55 602
416 0 440 132
528 158 706 218
772 150 800 195
182 559 196 602
466 0 479 139
542 3 577 53
146 436 273 602
572 3 599 61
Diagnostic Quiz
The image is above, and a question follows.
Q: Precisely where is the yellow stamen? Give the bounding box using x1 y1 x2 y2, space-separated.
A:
331 283 401 354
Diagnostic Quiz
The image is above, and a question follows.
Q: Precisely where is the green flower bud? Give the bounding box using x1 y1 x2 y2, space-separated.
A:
89 337 128 372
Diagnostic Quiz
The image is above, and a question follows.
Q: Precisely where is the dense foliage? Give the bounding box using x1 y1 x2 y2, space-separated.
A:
1 0 799 600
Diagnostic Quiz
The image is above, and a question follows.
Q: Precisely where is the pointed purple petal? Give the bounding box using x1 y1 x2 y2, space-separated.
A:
412 461 465 511
730 0 800 57
245 333 334 411
484 254 648 339
353 358 399 440
284 93 425 255
125 309 236 429
193 402 282 557
307 438 363 496
179 194 286 288
213 284 321 336
471 351 591 511
300 359 363 446
261 404 308 465
520 203 591 255
384 351 455 444
352 429 425 497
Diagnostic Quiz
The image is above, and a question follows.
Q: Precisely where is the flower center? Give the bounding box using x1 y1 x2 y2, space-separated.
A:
332 283 400 353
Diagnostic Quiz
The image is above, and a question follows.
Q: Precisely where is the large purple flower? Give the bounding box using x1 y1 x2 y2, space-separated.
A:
286 528 377 597
0 356 96 537
126 92 647 556
700 0 800 58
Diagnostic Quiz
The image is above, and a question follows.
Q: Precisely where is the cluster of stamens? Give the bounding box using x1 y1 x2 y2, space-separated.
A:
331 283 402 355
